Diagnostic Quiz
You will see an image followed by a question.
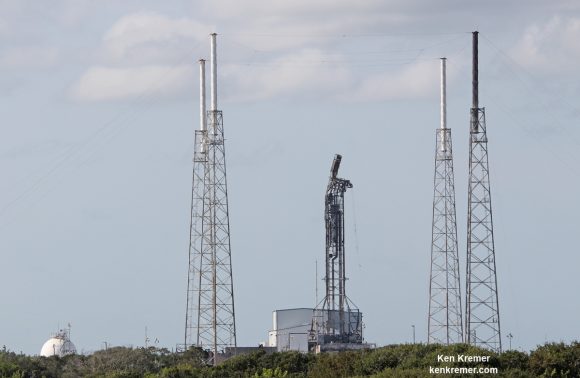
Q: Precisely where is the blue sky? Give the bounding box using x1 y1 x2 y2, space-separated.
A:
0 0 579 354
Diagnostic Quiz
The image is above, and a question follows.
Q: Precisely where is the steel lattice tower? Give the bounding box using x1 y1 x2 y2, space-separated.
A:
465 31 501 353
428 58 463 345
185 34 236 365
309 155 362 350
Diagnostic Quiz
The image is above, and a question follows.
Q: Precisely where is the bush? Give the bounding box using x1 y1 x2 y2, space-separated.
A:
529 342 579 377
2 342 580 377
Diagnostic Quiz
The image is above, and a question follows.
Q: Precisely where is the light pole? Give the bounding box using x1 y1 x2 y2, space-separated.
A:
412 325 416 344
507 333 513 350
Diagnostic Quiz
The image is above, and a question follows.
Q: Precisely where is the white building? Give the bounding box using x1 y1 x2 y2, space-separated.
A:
268 308 313 352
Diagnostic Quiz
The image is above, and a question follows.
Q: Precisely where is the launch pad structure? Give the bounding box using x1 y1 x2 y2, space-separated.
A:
177 30 501 361
309 155 366 353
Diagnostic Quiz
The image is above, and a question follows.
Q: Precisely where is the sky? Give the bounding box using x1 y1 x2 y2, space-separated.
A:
1 0 579 355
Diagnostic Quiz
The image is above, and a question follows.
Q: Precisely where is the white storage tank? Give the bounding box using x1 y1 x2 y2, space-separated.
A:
40 328 76 357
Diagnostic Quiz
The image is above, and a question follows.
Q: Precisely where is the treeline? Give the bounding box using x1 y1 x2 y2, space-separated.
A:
0 342 579 377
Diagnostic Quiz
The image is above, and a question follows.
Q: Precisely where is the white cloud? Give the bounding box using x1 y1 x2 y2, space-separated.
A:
206 0 404 52
349 59 440 101
511 16 580 74
102 11 210 64
70 6 471 103
206 0 386 17
221 50 450 103
222 49 352 101
71 11 210 102
71 65 194 102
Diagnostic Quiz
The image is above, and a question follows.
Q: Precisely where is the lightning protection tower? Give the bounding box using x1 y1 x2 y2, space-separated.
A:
428 58 463 345
465 31 501 353
309 155 362 350
184 33 237 365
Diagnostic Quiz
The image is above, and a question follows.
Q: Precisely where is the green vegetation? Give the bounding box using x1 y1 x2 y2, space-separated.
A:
0 342 578 377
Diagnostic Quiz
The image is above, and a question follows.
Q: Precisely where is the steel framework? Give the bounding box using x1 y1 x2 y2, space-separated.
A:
309 155 362 349
465 31 501 353
428 58 463 345
184 34 236 365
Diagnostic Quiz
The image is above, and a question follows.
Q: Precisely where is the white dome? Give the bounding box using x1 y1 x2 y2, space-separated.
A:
40 335 76 357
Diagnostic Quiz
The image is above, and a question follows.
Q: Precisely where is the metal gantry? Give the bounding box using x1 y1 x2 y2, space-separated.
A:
428 58 463 345
185 34 236 365
309 155 362 350
465 31 501 353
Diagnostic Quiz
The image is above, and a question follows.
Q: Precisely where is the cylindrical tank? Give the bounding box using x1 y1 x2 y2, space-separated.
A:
40 332 76 357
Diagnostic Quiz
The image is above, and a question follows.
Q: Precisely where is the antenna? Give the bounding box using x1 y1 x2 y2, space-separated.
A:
185 33 237 366
428 57 463 345
465 30 502 353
